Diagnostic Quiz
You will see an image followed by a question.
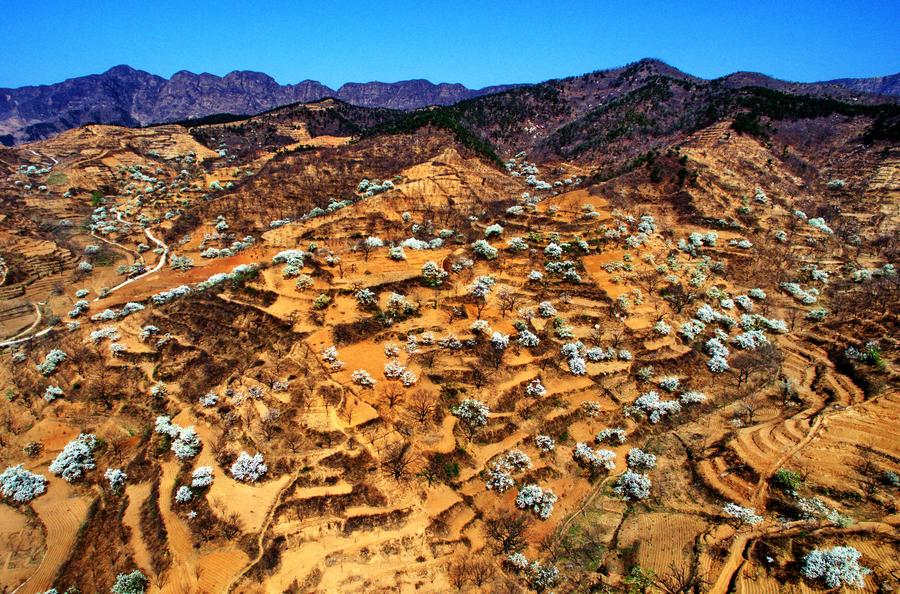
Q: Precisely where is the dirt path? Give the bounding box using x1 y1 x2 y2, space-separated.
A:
708 373 867 594
0 303 54 348
223 447 341 593
97 224 168 299
0 302 41 342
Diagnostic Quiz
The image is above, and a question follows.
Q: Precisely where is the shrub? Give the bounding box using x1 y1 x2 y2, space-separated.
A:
175 485 193 503
772 468 803 493
294 275 314 290
484 223 504 238
313 294 331 309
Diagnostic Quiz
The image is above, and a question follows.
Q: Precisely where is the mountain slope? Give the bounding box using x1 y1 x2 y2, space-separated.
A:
0 66 518 145
825 72 900 97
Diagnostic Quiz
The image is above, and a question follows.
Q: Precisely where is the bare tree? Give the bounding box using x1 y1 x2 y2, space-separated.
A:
654 560 708 594
260 408 282 440
381 382 405 410
406 389 435 426
468 558 496 587
496 285 520 318
638 269 662 295
661 283 692 314
486 509 533 553
856 446 881 499
447 557 469 589
382 442 415 481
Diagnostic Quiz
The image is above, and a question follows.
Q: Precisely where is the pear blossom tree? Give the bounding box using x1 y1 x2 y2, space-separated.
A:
0 465 47 502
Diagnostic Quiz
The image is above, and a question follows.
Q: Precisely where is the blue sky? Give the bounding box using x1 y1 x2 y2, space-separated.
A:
1 0 898 88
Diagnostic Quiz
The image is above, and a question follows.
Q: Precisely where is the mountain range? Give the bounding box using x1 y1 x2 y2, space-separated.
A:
1 60 897 146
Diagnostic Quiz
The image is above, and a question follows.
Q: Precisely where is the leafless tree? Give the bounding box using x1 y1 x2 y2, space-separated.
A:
486 509 533 553
406 389 435 426
447 557 469 589
468 558 497 587
381 383 405 410
382 442 415 481
856 446 881 499
497 285 520 318
260 408 282 440
654 560 708 594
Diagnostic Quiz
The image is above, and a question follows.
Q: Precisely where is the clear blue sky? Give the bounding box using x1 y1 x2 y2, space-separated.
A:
1 0 898 88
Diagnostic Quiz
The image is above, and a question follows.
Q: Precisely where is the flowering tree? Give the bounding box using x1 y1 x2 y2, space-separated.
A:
231 452 268 482
515 484 557 519
358 236 383 262
468 275 495 318
534 435 555 452
111 569 148 594
452 399 490 441
351 369 377 388
626 448 657 471
801 546 870 589
472 239 498 260
191 466 214 488
0 465 47 502
105 468 127 493
614 470 651 501
572 443 616 475
722 503 762 526
49 434 97 482
421 261 448 287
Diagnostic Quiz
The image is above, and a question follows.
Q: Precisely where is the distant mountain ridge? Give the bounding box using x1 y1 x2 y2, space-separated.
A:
0 66 519 145
0 61 897 145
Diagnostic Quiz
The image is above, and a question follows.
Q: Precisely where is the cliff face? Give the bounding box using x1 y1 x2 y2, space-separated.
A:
0 66 517 145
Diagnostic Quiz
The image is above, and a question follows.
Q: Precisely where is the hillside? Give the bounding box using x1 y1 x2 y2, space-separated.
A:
0 61 897 594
